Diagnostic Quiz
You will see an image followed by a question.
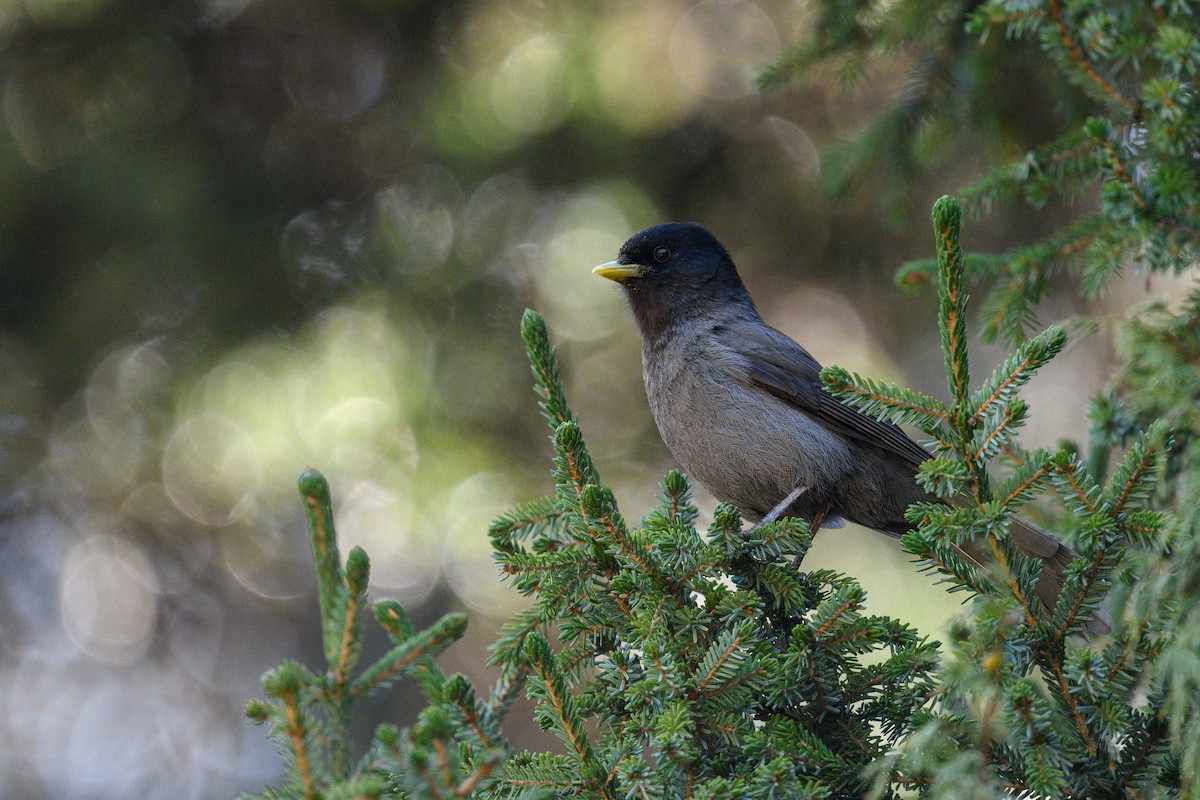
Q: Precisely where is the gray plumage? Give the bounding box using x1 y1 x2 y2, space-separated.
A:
596 222 1108 635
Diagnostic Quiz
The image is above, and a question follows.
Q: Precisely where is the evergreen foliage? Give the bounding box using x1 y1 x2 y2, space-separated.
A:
246 308 944 798
763 0 1199 343
485 316 941 800
827 198 1175 797
241 469 506 800
246 198 1185 799
768 4 1200 792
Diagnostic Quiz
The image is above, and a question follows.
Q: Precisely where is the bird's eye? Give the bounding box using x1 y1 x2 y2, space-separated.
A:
653 246 671 263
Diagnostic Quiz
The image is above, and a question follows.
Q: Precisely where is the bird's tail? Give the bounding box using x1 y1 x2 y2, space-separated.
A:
956 516 1112 637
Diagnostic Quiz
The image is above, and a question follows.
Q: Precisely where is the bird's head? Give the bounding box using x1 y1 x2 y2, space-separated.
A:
593 222 754 339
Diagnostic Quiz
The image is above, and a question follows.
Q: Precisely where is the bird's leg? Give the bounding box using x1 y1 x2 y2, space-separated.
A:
808 505 830 534
791 504 832 569
756 484 808 527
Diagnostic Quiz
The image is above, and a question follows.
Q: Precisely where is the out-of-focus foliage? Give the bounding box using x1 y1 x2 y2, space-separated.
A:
760 0 1090 222
764 0 1199 342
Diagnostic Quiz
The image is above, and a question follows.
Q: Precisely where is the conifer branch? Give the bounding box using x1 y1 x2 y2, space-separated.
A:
446 686 499 752
970 400 1028 466
581 483 664 581
252 272 1181 798
694 626 754 695
282 685 317 800
1112 714 1168 796
981 10 1045 25
983 535 1039 630
935 196 971 412
300 470 348 669
996 454 1055 508
524 634 605 788
1108 422 1167 516
969 326 1066 425
1052 457 1103 516
1051 544 1112 641
351 613 468 697
821 366 949 431
333 547 368 687
1094 124 1150 211
813 594 859 642
554 421 601 519
1047 653 1101 757
521 309 577 430
1045 0 1139 115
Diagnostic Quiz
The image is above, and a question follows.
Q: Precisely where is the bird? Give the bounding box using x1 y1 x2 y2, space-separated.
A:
593 221 1109 635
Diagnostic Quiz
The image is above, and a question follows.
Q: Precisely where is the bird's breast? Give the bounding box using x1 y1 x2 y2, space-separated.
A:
642 338 853 520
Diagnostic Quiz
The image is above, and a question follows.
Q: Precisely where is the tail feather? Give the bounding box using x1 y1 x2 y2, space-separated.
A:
956 517 1112 637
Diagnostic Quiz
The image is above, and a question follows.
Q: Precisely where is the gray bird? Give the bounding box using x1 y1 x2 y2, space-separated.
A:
594 221 1108 634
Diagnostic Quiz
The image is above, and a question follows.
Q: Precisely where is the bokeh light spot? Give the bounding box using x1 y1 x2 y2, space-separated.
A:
764 116 821 180
441 471 527 617
60 533 157 663
337 479 437 606
22 0 111 28
282 201 369 298
532 190 640 341
669 0 780 100
761 286 898 381
284 26 386 122
162 414 261 526
376 186 455 274
219 510 312 600
491 34 572 135
591 6 698 133
3 34 189 169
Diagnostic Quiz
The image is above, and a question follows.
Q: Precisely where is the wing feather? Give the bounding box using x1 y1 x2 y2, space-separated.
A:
729 323 933 469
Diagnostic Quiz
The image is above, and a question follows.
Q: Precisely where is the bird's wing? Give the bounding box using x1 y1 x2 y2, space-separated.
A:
730 323 933 469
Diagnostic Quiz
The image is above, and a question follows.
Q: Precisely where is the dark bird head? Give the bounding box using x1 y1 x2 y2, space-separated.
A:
593 222 757 340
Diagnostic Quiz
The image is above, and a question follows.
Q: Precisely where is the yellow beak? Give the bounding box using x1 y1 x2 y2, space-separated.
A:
592 260 646 281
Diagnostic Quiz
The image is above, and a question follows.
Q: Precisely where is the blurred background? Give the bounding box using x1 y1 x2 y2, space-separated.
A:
0 1 1185 797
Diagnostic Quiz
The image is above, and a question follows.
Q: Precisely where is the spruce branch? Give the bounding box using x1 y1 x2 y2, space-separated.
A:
486 311 948 798
1106 420 1169 516
351 613 468 698
820 366 949 434
968 399 1029 467
1044 0 1139 115
521 308 576 431
243 473 494 800
934 196 972 417
253 284 1178 798
968 326 1067 425
523 633 604 782
768 0 1191 790
994 452 1056 509
299 469 348 671
828 196 1177 794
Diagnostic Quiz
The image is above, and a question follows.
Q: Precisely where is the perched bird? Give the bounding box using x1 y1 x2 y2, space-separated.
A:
594 221 1107 634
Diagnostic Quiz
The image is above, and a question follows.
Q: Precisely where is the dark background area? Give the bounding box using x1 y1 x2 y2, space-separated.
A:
0 1 1177 797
